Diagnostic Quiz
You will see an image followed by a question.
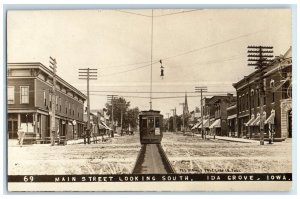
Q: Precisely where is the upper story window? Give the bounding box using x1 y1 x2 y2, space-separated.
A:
256 89 259 107
246 93 249 110
69 103 71 114
270 79 275 88
20 86 29 104
251 89 254 108
8 86 15 104
55 96 58 111
43 90 46 106
49 93 52 109
65 101 68 114
59 97 61 112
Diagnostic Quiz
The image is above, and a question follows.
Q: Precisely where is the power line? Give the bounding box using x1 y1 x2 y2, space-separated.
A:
162 30 263 61
100 61 158 77
98 31 262 77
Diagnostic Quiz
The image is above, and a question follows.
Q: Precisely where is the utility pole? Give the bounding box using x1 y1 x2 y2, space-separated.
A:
248 45 273 145
179 103 185 135
79 68 98 144
166 113 170 132
170 108 177 133
107 95 118 137
49 57 57 146
195 86 208 139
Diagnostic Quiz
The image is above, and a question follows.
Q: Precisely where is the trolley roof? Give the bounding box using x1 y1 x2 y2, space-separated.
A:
139 110 162 117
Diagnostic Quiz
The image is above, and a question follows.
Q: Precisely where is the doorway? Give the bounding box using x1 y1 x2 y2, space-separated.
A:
8 120 18 139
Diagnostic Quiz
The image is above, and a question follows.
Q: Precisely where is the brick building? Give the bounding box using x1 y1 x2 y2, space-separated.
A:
204 94 235 136
227 104 237 137
7 62 86 142
232 47 292 141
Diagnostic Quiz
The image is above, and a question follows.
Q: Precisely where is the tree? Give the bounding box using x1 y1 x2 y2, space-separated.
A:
124 107 139 129
105 97 139 130
105 97 130 126
195 106 200 113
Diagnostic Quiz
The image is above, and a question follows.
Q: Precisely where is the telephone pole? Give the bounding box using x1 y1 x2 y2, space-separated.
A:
107 95 118 134
179 103 185 135
248 45 273 145
170 108 177 133
78 68 98 144
195 86 207 139
49 57 57 146
166 113 170 132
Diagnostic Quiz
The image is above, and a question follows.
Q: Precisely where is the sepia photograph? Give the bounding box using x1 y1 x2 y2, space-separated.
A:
6 7 293 192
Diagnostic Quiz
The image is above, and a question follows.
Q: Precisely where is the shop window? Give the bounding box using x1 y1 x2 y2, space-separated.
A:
20 86 29 104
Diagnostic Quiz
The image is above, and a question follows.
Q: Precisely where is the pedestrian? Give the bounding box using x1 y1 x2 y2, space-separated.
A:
82 130 86 144
86 129 91 144
57 129 60 145
17 126 25 147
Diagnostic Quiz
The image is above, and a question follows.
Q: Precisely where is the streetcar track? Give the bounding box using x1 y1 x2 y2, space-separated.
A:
132 144 175 174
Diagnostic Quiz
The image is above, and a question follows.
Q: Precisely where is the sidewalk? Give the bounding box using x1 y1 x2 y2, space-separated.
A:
8 135 114 146
206 135 259 143
67 135 113 145
177 131 260 143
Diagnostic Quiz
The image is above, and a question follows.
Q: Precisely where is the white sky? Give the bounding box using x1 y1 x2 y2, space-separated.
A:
7 9 292 117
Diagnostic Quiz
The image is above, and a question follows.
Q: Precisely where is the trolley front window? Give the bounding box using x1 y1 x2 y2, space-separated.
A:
148 117 154 128
142 118 147 128
155 117 160 128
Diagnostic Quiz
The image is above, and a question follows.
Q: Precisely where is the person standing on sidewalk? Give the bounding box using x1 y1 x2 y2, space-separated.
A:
17 126 25 147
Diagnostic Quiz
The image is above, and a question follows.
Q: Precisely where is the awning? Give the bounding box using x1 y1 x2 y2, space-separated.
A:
251 112 266 126
250 114 260 126
191 122 201 130
98 123 106 130
100 121 112 130
198 119 209 129
245 114 255 127
227 114 237 120
271 78 290 92
265 111 275 124
209 119 221 129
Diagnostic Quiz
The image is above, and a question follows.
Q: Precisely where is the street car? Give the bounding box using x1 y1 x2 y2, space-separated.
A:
139 110 163 144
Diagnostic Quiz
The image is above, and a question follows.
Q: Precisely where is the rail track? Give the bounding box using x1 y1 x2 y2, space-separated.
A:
132 144 175 174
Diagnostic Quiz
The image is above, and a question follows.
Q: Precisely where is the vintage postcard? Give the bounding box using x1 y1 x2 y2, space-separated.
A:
6 8 293 192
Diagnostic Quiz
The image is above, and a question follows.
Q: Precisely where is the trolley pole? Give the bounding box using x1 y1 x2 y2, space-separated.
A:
107 95 118 135
149 9 154 110
179 103 185 135
79 68 98 144
248 46 273 145
49 57 57 146
195 86 207 139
